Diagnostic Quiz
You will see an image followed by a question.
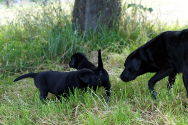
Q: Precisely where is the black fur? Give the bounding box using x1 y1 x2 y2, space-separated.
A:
14 69 100 101
120 29 188 99
69 52 96 70
14 73 37 82
97 49 104 70
69 50 111 101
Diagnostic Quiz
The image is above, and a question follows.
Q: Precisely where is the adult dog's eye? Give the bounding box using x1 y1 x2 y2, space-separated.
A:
127 67 134 73
125 67 130 72
124 67 128 70
128 68 131 72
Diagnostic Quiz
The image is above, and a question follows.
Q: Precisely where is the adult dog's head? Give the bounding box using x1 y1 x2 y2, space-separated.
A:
120 50 145 82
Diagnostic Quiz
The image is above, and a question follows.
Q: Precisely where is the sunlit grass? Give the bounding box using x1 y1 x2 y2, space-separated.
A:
0 51 188 124
0 62 188 124
0 0 188 124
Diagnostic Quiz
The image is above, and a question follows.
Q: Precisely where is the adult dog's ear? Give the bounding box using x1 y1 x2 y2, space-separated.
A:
79 70 99 86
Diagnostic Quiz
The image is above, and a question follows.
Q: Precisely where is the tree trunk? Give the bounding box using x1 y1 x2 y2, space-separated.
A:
72 0 121 33
72 0 86 32
5 0 11 8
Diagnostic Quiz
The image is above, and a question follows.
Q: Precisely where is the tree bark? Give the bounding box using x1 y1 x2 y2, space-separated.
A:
5 0 11 8
72 0 86 32
72 0 121 33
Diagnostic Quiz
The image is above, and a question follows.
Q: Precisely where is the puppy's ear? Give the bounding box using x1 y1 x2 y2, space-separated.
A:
132 58 141 71
79 70 99 86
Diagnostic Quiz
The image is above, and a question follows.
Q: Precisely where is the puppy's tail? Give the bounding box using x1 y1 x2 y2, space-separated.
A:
14 73 37 82
98 49 104 70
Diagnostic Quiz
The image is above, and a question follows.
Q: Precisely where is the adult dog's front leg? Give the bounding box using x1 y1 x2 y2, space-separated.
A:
148 69 172 99
183 66 188 97
167 72 176 90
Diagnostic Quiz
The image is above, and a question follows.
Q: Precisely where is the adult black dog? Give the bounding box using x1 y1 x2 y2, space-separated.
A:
120 29 188 99
14 69 100 101
69 50 111 101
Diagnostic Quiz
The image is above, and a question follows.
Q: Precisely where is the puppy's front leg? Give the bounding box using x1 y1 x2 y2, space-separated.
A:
148 69 171 99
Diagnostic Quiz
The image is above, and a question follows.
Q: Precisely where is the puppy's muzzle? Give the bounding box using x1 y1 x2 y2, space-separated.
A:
69 62 74 68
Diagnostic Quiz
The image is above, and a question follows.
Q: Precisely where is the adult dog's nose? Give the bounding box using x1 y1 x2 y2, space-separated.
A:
120 73 125 81
120 72 130 82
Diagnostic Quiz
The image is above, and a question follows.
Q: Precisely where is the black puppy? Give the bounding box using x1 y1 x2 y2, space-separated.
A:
14 69 100 101
120 28 188 99
69 52 96 70
69 50 111 101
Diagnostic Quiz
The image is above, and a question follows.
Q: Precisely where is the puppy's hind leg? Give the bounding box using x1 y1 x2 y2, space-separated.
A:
39 90 48 103
167 72 176 90
35 79 48 103
104 83 111 102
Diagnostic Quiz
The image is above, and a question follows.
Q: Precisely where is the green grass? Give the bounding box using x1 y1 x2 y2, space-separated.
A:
0 52 188 124
0 1 188 124
0 0 160 73
0 63 188 124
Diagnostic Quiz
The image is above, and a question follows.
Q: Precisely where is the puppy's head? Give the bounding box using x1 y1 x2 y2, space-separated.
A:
79 69 99 86
69 53 87 69
120 52 143 82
